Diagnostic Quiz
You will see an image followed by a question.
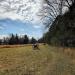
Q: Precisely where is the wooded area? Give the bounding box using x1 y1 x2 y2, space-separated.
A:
41 0 75 47
0 34 37 45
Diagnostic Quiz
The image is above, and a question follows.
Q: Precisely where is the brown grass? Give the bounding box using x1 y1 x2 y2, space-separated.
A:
0 45 75 75
0 44 32 48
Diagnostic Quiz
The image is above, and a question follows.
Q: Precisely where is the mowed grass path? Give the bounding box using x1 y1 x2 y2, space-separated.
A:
0 44 75 75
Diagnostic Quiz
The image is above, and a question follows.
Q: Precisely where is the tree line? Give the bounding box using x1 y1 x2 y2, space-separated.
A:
41 0 75 47
0 34 38 45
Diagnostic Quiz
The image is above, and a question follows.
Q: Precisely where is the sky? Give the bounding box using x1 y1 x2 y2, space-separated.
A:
0 0 45 39
0 0 68 39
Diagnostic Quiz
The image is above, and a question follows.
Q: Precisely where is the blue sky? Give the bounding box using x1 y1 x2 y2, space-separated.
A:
0 0 45 39
0 18 44 39
0 0 68 39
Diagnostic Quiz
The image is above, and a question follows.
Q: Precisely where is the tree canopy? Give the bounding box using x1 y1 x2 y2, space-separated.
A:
42 0 75 47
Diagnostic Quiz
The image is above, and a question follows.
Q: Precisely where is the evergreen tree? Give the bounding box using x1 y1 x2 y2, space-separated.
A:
9 34 15 45
0 39 2 45
23 35 29 44
30 37 37 44
15 34 19 44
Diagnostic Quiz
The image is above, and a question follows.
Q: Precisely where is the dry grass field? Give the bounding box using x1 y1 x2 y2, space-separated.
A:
0 44 75 75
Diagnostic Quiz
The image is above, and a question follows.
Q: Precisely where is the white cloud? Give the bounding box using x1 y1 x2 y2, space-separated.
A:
0 12 25 21
0 0 43 24
0 34 9 39
33 25 42 28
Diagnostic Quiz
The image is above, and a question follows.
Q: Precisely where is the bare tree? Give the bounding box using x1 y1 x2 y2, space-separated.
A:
45 0 75 13
39 0 75 27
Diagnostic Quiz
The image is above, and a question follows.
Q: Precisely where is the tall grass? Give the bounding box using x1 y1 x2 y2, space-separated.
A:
0 44 75 75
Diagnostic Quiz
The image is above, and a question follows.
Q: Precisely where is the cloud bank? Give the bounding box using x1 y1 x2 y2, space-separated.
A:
0 0 43 24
